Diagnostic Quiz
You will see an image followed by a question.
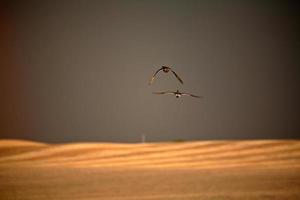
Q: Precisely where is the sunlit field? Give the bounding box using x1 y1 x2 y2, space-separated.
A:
1 140 300 199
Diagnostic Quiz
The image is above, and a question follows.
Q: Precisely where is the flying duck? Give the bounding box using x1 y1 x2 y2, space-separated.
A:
149 66 183 85
152 90 202 98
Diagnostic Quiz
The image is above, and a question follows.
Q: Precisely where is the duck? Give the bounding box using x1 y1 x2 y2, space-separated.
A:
149 66 183 85
152 90 202 98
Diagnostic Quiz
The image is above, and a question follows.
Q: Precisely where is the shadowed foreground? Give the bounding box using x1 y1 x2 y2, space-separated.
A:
0 140 300 199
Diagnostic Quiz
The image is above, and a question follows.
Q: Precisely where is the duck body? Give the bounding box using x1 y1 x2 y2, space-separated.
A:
174 90 181 98
162 66 171 73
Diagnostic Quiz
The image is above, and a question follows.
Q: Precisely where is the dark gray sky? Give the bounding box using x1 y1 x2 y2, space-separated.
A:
1 0 299 143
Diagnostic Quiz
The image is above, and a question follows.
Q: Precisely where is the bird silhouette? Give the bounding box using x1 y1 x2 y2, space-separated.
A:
149 66 183 85
152 90 202 98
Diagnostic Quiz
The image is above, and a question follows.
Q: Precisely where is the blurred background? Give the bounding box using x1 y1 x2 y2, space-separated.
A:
0 0 299 143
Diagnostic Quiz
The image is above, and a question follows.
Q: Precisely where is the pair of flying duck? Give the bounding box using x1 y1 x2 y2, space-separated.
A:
149 66 202 99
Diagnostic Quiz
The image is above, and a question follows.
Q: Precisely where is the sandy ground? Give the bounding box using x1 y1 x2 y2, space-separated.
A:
0 140 300 200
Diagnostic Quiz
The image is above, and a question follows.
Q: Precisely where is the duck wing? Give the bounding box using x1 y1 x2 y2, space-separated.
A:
171 70 184 84
149 67 163 85
181 93 203 98
152 91 175 95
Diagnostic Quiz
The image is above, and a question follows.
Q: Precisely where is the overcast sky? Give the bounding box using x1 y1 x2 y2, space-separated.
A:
0 0 299 143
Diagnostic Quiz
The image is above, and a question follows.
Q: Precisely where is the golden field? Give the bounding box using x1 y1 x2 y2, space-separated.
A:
0 140 300 199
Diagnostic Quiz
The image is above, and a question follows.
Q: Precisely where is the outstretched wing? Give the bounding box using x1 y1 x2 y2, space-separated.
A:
152 91 175 95
149 67 163 85
171 70 184 84
181 93 203 98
